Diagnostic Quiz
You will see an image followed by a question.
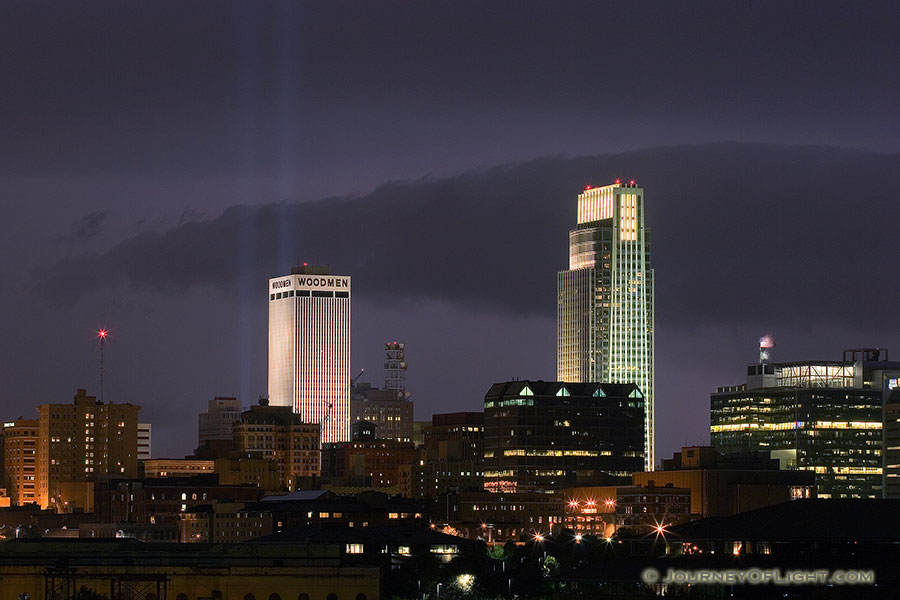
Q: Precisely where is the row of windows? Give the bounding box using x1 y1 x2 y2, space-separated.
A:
271 291 351 300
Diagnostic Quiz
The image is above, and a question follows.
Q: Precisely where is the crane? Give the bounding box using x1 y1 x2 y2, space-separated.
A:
351 368 366 386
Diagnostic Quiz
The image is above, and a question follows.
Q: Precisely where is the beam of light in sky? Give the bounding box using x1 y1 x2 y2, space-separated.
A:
234 2 264 406
277 1 300 274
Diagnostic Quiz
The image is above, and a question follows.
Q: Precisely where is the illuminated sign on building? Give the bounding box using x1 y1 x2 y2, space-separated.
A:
270 276 351 293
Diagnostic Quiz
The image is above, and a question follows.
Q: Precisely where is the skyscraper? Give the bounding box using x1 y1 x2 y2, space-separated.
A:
267 265 351 443
557 181 654 469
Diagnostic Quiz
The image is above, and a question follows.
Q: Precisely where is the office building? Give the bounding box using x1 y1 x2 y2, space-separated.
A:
885 387 900 498
138 423 152 460
321 421 416 490
3 419 38 505
711 348 900 499
268 265 350 443
37 388 140 510
350 383 414 443
198 396 242 445
233 398 321 490
483 380 645 493
410 412 484 498
632 446 815 518
349 342 414 442
557 181 654 469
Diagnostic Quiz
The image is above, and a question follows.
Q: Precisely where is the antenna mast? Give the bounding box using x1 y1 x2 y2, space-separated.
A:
97 329 108 402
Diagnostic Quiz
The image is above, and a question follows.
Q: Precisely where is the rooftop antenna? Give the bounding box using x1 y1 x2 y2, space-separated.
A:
97 328 108 402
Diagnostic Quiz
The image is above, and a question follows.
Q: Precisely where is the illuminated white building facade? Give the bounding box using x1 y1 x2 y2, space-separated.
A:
558 181 655 470
267 266 351 444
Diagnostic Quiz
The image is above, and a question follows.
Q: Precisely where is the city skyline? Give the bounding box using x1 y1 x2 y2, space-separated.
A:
1 2 898 460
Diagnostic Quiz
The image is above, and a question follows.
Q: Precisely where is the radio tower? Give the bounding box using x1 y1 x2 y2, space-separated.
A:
384 341 408 400
97 329 108 402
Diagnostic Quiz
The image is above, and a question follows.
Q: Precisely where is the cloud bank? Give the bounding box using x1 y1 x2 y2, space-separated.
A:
37 143 900 335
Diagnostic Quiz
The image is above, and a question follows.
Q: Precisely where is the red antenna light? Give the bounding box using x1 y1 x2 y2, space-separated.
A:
97 329 108 339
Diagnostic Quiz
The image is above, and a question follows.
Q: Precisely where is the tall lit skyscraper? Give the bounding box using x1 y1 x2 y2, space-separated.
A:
267 265 351 444
557 181 654 469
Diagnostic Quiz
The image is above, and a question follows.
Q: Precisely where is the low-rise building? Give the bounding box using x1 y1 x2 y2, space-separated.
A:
0 539 380 600
143 458 215 478
214 453 282 492
321 421 415 491
94 474 265 526
632 446 816 518
179 501 273 543
443 490 567 544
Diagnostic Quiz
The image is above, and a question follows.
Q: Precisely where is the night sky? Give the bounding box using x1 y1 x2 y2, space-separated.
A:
1 1 898 461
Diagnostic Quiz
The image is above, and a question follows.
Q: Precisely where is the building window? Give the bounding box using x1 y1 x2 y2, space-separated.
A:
345 543 364 554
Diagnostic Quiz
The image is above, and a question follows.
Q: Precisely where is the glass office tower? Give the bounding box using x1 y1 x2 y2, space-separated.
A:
711 349 900 499
558 181 654 470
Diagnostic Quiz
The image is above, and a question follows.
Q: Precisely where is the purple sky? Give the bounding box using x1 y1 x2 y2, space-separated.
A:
1 1 898 462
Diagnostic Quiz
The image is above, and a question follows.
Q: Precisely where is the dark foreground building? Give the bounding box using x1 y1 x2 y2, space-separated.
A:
0 539 379 600
484 380 645 493
632 446 816 517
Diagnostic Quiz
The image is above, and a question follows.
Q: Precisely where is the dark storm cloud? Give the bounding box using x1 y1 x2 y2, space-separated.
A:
1 1 898 182
57 211 108 243
34 143 900 334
